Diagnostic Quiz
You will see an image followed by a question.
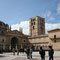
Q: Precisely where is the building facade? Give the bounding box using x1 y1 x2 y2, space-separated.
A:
29 16 60 51
0 21 29 51
0 16 60 51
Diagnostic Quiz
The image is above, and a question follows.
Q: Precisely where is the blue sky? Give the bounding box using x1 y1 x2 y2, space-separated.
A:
0 0 60 34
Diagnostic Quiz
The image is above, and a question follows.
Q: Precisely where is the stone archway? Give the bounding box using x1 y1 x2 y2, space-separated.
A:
11 37 18 50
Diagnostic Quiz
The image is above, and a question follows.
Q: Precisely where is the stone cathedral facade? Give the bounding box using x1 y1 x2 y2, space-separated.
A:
28 16 60 51
0 21 29 51
0 16 60 51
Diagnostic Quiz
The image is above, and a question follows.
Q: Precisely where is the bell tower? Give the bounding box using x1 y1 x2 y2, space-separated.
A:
29 16 45 37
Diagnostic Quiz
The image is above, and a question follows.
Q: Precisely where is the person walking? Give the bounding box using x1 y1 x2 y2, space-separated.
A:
12 48 15 55
29 48 32 59
17 49 19 55
48 46 54 60
39 47 45 60
26 48 30 59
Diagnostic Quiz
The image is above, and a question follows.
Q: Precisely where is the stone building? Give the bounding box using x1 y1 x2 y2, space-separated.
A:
0 16 60 51
0 21 29 51
5 30 29 51
28 16 60 51
29 16 45 37
0 21 9 51
48 29 60 50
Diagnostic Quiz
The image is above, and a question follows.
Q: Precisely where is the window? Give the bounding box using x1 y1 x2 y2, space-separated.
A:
34 22 35 25
54 35 56 39
31 23 33 25
54 35 56 43
33 26 35 29
33 19 35 21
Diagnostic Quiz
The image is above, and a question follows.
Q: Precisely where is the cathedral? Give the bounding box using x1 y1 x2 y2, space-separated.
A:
0 16 60 51
0 21 29 51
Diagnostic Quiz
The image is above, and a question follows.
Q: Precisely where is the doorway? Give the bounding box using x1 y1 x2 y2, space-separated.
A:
11 37 18 50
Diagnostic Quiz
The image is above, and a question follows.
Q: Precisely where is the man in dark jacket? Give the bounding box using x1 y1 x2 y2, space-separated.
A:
48 46 54 60
26 48 30 59
39 47 45 60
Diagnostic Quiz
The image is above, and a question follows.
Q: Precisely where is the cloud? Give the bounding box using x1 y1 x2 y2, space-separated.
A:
44 10 55 20
57 3 60 15
49 16 55 20
47 11 51 17
11 21 60 35
11 21 29 35
44 11 51 17
45 23 60 33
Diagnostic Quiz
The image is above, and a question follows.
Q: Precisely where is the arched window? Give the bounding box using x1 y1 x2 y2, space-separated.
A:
54 35 56 43
33 26 35 29
34 22 35 25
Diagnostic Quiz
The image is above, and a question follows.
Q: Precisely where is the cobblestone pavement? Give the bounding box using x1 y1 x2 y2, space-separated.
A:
0 51 60 60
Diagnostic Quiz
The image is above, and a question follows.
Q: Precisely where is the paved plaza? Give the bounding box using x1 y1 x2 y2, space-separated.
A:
0 51 60 60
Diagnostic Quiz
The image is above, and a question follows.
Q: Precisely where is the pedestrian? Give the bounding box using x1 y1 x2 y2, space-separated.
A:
22 48 24 53
12 48 15 55
17 49 19 55
19 48 22 53
29 48 32 59
48 46 54 60
26 48 30 59
39 47 45 60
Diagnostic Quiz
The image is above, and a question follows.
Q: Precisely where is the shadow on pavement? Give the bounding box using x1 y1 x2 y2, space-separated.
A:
0 55 5 57
31 58 39 60
13 57 39 60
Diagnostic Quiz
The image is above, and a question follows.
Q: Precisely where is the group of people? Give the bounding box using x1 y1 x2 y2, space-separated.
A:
12 46 54 60
39 46 54 60
12 48 32 59
25 48 32 59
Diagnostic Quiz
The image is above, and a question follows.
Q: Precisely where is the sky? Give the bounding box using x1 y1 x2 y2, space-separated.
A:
0 0 60 34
